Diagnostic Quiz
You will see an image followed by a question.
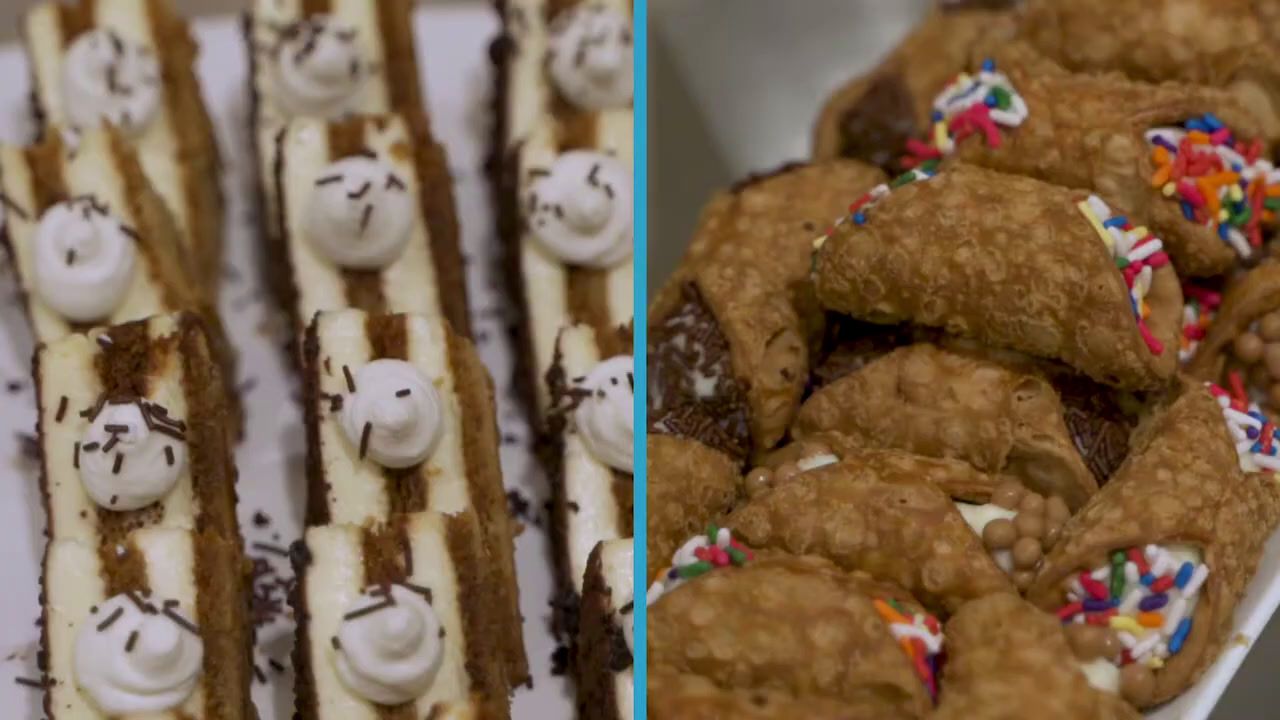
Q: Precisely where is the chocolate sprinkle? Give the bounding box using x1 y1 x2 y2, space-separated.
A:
112 453 124 474
343 598 394 621
125 630 139 652
395 388 411 397
163 608 200 635
55 396 68 422
73 442 80 468
13 676 47 689
165 446 174 466
347 181 372 199
251 542 291 558
343 365 356 393
359 421 372 460
315 174 343 186
401 582 433 603
96 607 124 631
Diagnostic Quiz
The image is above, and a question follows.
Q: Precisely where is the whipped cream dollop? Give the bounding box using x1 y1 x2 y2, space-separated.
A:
306 155 415 269
34 197 138 323
62 28 161 135
74 593 203 714
548 5 634 110
525 151 632 268
341 360 443 468
272 16 371 118
572 354 633 472
333 584 444 705
78 399 187 511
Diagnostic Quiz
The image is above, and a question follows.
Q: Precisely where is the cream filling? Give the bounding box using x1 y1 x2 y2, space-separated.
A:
954 501 1017 573
45 528 203 719
1078 657 1121 694
39 314 197 543
598 538 634 720
519 114 634 413
313 310 469 524
26 0 199 257
1 132 168 344
251 0 394 246
280 116 445 322
559 324 627 592
304 516 470 717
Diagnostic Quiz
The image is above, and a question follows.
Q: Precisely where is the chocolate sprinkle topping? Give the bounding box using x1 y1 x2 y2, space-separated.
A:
396 388 411 397
111 454 123 474
343 365 356 393
96 607 124 631
163 608 200 635
343 598 394 621
359 421 372 460
125 630 138 652
55 396 68 422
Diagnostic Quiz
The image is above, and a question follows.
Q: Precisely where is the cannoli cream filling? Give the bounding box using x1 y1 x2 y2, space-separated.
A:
1210 382 1280 473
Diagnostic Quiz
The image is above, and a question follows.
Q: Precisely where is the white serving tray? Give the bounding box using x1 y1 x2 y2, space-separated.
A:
0 5 571 718
649 1 1280 717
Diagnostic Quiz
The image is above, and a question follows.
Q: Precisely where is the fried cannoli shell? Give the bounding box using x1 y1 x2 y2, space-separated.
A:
812 6 1019 171
650 161 887 455
1019 0 1280 141
726 452 1016 613
648 554 932 718
1185 263 1280 383
648 669 903 720
813 165 1183 390
934 594 1141 720
1026 382 1280 706
646 434 741 582
795 343 1098 509
951 41 1268 277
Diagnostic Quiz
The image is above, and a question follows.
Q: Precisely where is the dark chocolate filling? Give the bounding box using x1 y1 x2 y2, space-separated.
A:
1048 372 1140 484
646 283 751 461
808 313 929 391
837 72 918 174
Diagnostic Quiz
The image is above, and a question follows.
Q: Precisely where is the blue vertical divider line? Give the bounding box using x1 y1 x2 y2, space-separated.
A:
632 0 648 716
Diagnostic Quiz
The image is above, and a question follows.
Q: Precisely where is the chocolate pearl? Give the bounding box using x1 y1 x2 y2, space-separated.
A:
774 463 801 485
1064 624 1099 660
744 467 773 498
1014 511 1044 540
1266 343 1280 379
1045 496 1071 525
1120 662 1156 706
1234 332 1265 364
1018 492 1045 515
983 518 1017 550
991 481 1024 509
1011 569 1035 591
1012 536 1042 569
1098 630 1123 659
1043 522 1063 551
1261 312 1280 342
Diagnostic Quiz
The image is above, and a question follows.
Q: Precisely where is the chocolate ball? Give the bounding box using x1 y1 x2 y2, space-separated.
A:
1018 492 1045 515
1098 630 1122 659
983 518 1017 550
1014 511 1044 540
1266 343 1280 379
1045 496 1071 525
1120 662 1156 706
1011 569 1035 591
1261 313 1280 342
991 481 1025 509
744 467 774 497
1043 522 1063 551
774 462 801 485
1234 332 1266 364
1064 624 1100 659
1012 536 1042 569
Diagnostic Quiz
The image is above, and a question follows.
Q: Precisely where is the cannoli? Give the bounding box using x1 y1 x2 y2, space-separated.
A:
725 452 1016 612
812 3 1020 172
812 164 1183 390
648 160 886 459
933 593 1141 720
1026 382 1280 707
646 433 741 581
917 42 1276 276
648 550 939 718
794 343 1098 509
1019 0 1280 141
1185 264 1280 410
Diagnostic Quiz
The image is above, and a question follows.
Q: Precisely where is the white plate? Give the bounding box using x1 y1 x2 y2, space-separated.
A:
649 1 1280 717
0 6 571 719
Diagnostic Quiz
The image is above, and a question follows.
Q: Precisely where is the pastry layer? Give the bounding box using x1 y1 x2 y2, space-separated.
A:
247 0 423 278
275 113 467 334
577 538 634 720
546 323 634 595
34 312 241 546
24 0 223 293
40 526 252 719
497 0 635 417
290 512 509 719
302 309 526 683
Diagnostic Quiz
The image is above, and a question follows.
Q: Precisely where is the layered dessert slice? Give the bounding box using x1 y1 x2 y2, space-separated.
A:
577 538 634 720
246 0 424 268
0 128 238 427
494 0 635 418
302 309 525 683
291 512 511 719
546 323 634 604
274 113 466 334
33 312 241 545
23 0 223 294
40 526 252 717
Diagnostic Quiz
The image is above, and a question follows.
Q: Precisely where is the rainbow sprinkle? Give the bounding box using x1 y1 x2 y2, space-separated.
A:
1210 379 1280 473
645 525 754 607
1147 114 1280 260
1180 283 1222 363
875 598 944 702
1056 545 1209 669
903 58 1028 168
1077 195 1171 355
